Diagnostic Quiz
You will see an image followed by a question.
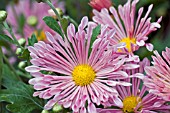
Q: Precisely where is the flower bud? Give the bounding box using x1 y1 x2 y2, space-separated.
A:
18 38 26 46
16 48 22 55
0 10 7 22
48 8 63 19
89 0 112 11
27 16 38 26
52 103 63 112
18 61 27 69
41 110 49 113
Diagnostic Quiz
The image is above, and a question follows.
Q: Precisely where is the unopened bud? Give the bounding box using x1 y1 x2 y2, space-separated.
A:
41 110 49 113
0 10 7 22
18 38 26 46
52 103 63 112
16 48 22 55
48 8 63 19
27 16 38 26
89 0 112 11
18 61 27 69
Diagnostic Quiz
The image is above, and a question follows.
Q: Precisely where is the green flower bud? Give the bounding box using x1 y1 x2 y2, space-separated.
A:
41 110 49 113
18 61 27 69
56 8 63 17
18 38 26 46
16 48 22 55
0 10 7 23
48 8 64 19
27 16 38 26
52 103 63 112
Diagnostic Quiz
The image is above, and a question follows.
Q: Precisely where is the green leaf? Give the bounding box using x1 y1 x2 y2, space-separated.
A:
0 82 44 113
43 16 64 39
2 65 20 88
28 33 38 46
88 25 101 56
18 49 30 60
0 47 3 87
0 34 15 44
60 18 68 35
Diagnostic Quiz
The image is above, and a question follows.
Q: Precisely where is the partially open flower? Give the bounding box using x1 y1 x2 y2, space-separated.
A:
89 0 112 11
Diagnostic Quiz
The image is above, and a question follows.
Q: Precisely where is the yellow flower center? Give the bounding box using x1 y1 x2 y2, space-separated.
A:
72 64 96 86
119 37 136 52
34 30 47 41
123 96 142 113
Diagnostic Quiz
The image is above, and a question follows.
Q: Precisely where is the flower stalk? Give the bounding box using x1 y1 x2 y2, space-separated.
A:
43 0 62 21
3 21 24 50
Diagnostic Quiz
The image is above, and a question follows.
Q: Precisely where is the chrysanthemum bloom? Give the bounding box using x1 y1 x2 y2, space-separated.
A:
144 47 170 101
97 58 170 113
6 0 65 41
89 0 112 11
25 17 132 112
93 0 162 55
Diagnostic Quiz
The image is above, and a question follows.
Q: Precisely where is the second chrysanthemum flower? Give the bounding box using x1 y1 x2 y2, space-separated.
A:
93 0 162 55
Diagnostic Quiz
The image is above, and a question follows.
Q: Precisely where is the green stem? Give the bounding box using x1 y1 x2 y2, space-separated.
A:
43 0 62 21
3 55 21 81
3 21 24 50
0 47 3 89
63 16 78 28
0 47 2 113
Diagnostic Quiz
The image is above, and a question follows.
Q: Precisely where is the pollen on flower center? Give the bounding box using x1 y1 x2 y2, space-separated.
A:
34 30 46 41
72 64 96 86
123 96 142 113
119 37 136 52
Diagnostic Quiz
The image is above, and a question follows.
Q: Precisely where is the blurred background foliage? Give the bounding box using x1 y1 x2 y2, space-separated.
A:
0 0 170 58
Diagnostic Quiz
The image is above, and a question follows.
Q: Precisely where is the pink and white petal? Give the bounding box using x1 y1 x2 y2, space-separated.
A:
88 103 97 113
146 43 154 51
25 66 41 72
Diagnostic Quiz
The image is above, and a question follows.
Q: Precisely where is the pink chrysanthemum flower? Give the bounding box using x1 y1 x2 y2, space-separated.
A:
144 47 170 101
25 17 132 112
89 0 112 11
93 0 162 55
6 0 64 41
97 58 170 113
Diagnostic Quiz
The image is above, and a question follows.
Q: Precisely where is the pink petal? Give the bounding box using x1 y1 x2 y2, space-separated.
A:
136 40 145 46
146 43 154 51
80 107 86 113
63 100 72 108
113 97 123 108
88 103 96 113
25 66 40 72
